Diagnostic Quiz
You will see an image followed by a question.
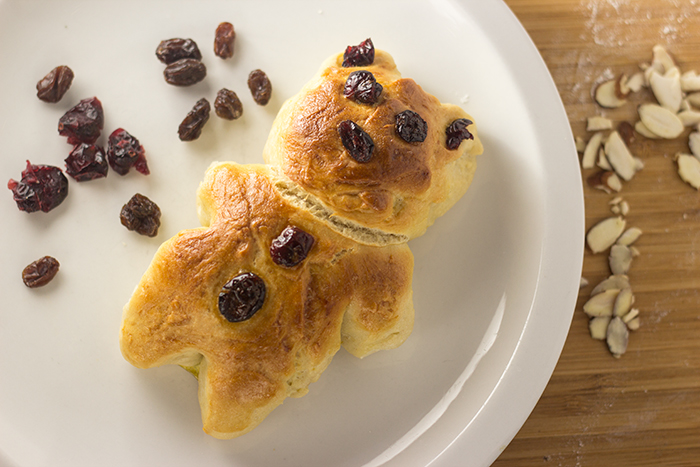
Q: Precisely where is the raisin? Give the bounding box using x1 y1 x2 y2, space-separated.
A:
338 120 374 163
7 161 68 213
156 38 202 64
395 110 428 143
107 128 149 175
342 38 375 67
445 118 474 150
343 70 383 104
214 22 235 59
218 272 266 322
270 225 315 268
36 66 74 103
179 98 211 141
65 144 108 181
58 97 103 145
247 69 272 106
163 58 207 86
22 256 60 288
120 193 161 237
214 88 243 120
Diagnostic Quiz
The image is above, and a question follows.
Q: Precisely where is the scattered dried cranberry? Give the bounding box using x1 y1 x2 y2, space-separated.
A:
214 88 243 120
338 120 374 163
218 272 266 322
445 118 474 150
270 225 315 268
107 128 149 175
22 256 60 288
179 98 210 141
343 70 383 104
163 58 207 86
247 69 272 106
120 193 161 237
65 144 108 181
36 66 74 103
58 97 103 145
156 38 202 64
7 161 68 213
342 38 375 67
214 22 235 59
395 110 428 143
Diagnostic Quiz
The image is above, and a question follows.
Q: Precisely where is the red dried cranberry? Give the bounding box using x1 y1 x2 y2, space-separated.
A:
342 38 375 67
270 225 315 268
343 70 383 104
7 161 68 213
179 98 211 141
218 272 266 322
156 38 202 64
107 128 149 175
247 69 272 106
65 144 108 181
445 118 474 150
22 256 60 288
36 66 74 103
120 193 161 237
58 97 104 145
395 110 428 143
338 120 374 163
214 22 235 59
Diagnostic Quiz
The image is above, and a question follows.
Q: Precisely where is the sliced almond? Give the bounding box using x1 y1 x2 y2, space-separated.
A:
587 216 626 254
610 204 621 215
635 120 661 139
638 103 684 139
627 317 640 331
610 244 634 275
612 287 634 317
604 131 638 181
597 148 613 171
591 274 630 295
582 132 604 169
681 98 693 112
575 135 587 153
643 60 665 86
589 316 611 340
676 153 700 189
649 69 683 113
687 92 700 107
626 72 645 92
688 132 700 159
681 70 700 92
587 116 613 131
615 74 630 98
678 110 700 127
580 277 589 288
652 44 676 73
596 79 627 108
619 200 630 216
622 307 639 324
583 289 619 317
630 246 641 257
633 157 645 171
606 316 629 358
587 171 621 193
617 227 642 246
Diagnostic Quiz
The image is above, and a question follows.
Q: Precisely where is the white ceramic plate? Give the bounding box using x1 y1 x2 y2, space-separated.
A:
0 1 583 466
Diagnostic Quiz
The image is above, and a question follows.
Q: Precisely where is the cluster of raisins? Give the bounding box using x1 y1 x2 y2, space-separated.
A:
159 23 272 142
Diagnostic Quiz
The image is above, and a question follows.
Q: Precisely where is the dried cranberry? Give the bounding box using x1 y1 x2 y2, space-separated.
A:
163 58 207 86
270 226 315 268
36 66 74 103
395 110 428 143
107 128 149 175
214 22 235 59
7 161 68 213
65 144 108 181
120 193 161 237
22 256 60 288
156 38 202 64
58 97 103 145
214 88 243 120
445 118 474 150
247 69 272 106
342 38 375 67
179 98 210 141
343 70 383 104
338 120 374 163
218 272 266 322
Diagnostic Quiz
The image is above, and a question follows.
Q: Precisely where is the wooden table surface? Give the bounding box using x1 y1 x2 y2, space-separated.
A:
494 1 700 465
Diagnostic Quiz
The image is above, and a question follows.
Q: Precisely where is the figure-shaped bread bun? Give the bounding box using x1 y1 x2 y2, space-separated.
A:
120 163 414 439
263 49 483 243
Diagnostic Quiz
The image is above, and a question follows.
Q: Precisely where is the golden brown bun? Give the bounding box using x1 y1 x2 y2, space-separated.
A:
120 163 414 439
263 50 483 242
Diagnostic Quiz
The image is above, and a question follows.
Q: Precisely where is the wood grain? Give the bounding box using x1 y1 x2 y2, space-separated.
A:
494 1 700 465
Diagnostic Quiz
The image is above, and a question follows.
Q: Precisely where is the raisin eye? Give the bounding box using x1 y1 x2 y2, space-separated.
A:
338 120 374 163
445 118 474 150
270 226 315 268
395 110 428 143
342 38 375 67
218 272 266 322
343 71 382 104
